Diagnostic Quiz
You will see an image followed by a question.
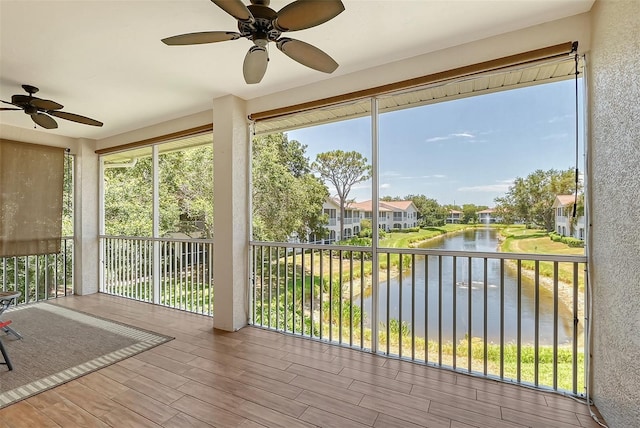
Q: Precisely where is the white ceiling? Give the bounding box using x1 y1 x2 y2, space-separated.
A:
0 0 594 140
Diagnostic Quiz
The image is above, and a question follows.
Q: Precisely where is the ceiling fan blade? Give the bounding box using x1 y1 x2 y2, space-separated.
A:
0 108 21 111
276 37 338 73
10 95 30 105
31 113 58 129
162 31 242 46
275 0 345 31
48 110 103 127
30 98 64 111
211 0 254 23
243 46 269 84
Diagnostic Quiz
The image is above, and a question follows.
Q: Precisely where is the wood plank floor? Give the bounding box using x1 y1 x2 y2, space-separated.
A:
0 294 605 428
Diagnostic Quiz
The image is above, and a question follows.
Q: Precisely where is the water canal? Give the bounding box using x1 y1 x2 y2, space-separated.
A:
361 228 578 346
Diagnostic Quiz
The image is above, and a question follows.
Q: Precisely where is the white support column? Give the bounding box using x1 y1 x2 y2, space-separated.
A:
152 145 161 304
212 95 250 331
74 139 100 295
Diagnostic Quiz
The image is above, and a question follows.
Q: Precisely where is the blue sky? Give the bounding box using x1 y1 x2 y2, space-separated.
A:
288 79 584 207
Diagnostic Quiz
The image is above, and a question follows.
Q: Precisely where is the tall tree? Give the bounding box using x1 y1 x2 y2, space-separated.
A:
404 194 447 226
159 145 214 238
252 133 328 242
494 168 578 231
462 204 488 224
313 150 372 241
104 145 215 238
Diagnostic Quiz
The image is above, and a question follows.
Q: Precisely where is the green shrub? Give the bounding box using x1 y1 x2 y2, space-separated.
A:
358 228 387 239
549 232 584 248
390 227 420 234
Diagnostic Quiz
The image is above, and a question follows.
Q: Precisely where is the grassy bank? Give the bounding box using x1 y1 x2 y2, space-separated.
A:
380 224 479 248
497 225 586 291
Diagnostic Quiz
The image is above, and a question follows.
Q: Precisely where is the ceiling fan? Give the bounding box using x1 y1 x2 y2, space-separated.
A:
162 0 345 84
0 85 103 129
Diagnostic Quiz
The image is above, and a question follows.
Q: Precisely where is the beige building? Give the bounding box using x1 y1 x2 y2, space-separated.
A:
322 198 418 241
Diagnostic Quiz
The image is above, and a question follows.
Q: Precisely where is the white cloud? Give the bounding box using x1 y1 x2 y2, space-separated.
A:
425 136 449 143
380 183 391 189
548 114 574 124
425 132 476 143
351 182 372 190
432 174 446 179
457 183 512 192
541 132 569 140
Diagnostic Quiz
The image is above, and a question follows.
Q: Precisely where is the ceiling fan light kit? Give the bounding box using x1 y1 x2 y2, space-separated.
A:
162 0 345 84
0 84 104 129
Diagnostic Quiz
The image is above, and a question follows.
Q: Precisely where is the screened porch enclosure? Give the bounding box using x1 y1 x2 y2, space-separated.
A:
90 48 592 399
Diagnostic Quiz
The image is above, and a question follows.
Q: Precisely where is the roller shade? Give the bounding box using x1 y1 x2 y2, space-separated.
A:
251 42 579 134
0 139 64 257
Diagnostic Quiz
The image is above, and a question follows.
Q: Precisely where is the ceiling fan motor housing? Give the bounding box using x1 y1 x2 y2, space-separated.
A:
240 4 281 45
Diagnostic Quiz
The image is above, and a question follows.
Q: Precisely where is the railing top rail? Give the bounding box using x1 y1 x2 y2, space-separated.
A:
380 247 587 262
100 235 215 244
249 241 587 263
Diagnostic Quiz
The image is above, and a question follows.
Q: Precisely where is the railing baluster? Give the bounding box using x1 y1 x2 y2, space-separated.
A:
35 255 40 301
310 249 315 338
553 261 559 390
209 243 214 316
500 258 505 380
483 257 488 376
535 260 540 386
452 256 457 370
573 262 579 395
44 254 49 299
196 242 202 314
319 249 324 340
438 255 442 366
284 246 289 332
517 259 522 383
276 246 281 330
468 256 472 373
338 250 343 344
301 246 305 336
349 251 354 346
251 245 256 324
399 253 403 358
360 250 365 350
261 245 266 327
292 248 297 333
268 246 273 329
425 255 429 363
386 252 390 355
25 256 29 303
328 249 333 342
190 241 195 312
411 254 416 361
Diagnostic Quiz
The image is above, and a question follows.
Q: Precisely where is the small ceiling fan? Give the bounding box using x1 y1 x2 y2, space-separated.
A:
0 85 103 129
162 0 345 84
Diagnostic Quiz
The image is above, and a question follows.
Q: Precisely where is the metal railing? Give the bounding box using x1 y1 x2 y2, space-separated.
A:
100 236 214 316
0 237 74 304
249 242 587 395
